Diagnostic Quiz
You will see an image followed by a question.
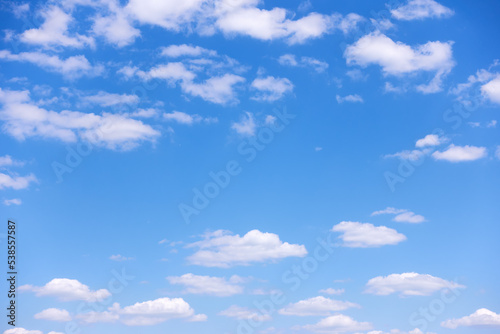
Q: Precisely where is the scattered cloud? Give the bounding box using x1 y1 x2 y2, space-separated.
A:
441 308 500 329
415 134 447 147
251 76 294 102
336 94 363 103
19 278 111 302
319 288 344 295
3 198 22 206
332 221 406 248
34 308 72 322
481 76 500 104
163 111 217 125
0 155 25 167
365 272 464 296
83 92 139 107
278 54 329 73
0 173 37 190
231 112 257 136
109 254 134 261
166 273 244 296
278 296 359 316
300 314 372 333
391 0 454 21
161 44 217 58
371 207 426 224
186 229 307 267
432 144 487 162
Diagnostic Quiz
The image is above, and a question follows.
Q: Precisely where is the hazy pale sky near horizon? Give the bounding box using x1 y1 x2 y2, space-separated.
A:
1 0 500 334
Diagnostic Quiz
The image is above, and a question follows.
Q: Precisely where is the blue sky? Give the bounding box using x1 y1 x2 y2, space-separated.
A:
1 0 500 333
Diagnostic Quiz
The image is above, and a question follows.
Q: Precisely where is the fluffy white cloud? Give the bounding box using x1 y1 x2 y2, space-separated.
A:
34 308 72 322
301 314 372 333
181 74 245 104
76 310 119 324
432 144 487 162
166 273 244 296
83 91 139 107
0 88 160 150
3 329 43 334
365 272 464 296
0 50 103 79
0 155 25 167
332 221 406 248
319 288 344 295
186 229 307 267
163 111 217 125
119 297 195 326
344 32 454 92
278 296 359 316
278 54 329 73
231 111 257 136
20 6 94 48
161 44 217 58
367 329 434 334
336 94 363 103
219 305 271 322
0 173 37 190
19 278 111 302
441 308 500 329
391 0 454 21
415 134 447 147
3 198 22 206
371 207 426 224
92 0 140 47
251 76 293 102
481 76 500 104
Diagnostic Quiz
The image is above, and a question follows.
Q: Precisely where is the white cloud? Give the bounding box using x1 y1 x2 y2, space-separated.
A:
83 91 139 107
371 207 426 224
391 0 454 21
0 155 24 167
0 88 159 151
344 32 454 92
20 6 95 49
336 94 363 103
76 310 119 324
319 288 344 295
34 308 72 322
119 297 195 326
92 1 140 47
188 314 208 322
219 305 271 322
332 221 406 248
109 254 134 261
161 44 216 58
186 229 307 267
3 198 22 206
181 74 245 104
19 278 111 302
487 120 497 128
384 149 429 161
163 111 217 125
481 76 500 104
278 54 328 73
441 308 500 329
432 144 487 162
415 134 447 147
496 146 500 160
251 76 293 102
0 50 103 80
0 173 37 190
141 62 196 83
278 296 359 316
3 329 43 334
231 112 257 136
301 314 373 333
166 273 244 296
367 329 433 334
365 272 464 296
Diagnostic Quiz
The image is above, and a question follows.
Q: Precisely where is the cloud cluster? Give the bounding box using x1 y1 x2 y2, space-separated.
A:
441 308 500 328
332 221 407 248
19 278 111 302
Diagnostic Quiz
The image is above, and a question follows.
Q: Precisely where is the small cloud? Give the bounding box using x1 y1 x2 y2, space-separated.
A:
109 254 134 262
319 288 345 295
432 144 487 162
336 94 363 103
371 207 426 223
315 147 323 152
3 198 22 206
231 112 257 137
415 134 447 148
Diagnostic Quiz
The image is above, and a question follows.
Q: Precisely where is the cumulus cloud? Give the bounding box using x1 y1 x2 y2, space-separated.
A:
0 155 25 167
166 273 244 296
161 44 217 58
119 297 195 326
278 296 359 316
186 229 307 267
19 278 111 302
371 207 426 224
231 111 257 136
336 94 363 103
365 272 464 296
391 0 454 21
301 314 372 333
181 74 245 104
344 32 454 92
0 88 159 151
4 329 43 334
481 76 500 104
92 1 140 47
415 134 448 147
251 76 294 102
0 50 103 80
219 305 271 322
0 173 37 190
441 308 500 329
332 221 406 248
34 308 72 322
432 144 487 162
